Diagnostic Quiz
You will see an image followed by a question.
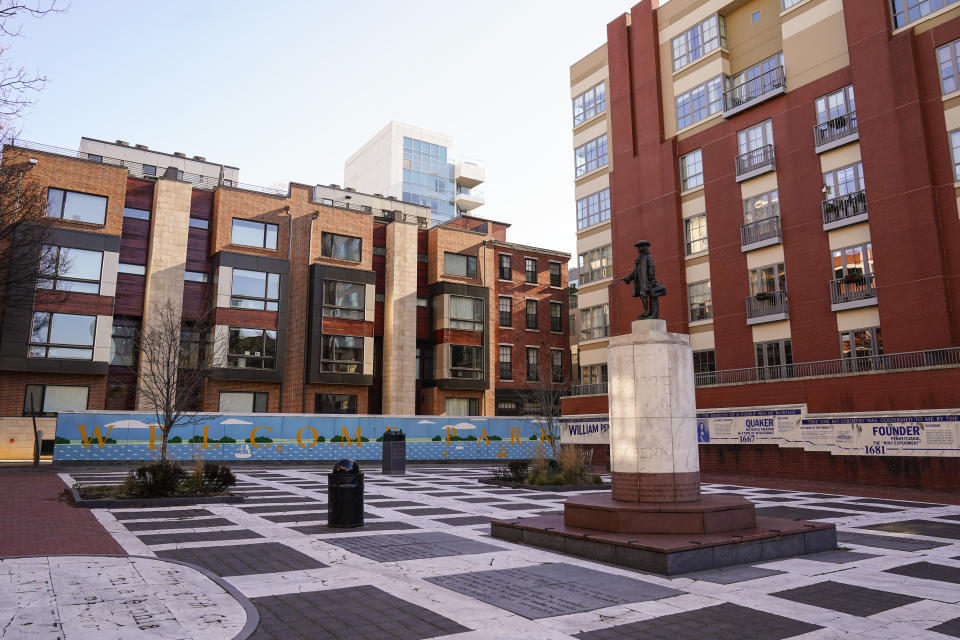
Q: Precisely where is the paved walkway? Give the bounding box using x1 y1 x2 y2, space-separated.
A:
3 465 960 639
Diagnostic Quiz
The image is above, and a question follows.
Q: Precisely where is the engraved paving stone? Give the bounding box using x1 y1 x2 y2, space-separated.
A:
137 529 265 545
757 506 859 520
155 542 327 577
884 561 960 584
293 521 420 534
322 532 502 562
930 617 960 638
110 508 214 520
771 580 922 616
838 531 949 552
121 517 236 531
859 519 960 540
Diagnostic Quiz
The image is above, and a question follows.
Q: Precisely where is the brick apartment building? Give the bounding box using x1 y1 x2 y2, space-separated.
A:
565 0 960 418
0 138 570 420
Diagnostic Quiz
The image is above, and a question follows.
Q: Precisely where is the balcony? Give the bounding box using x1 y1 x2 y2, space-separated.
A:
569 382 608 396
830 273 878 311
723 66 786 119
740 215 782 252
822 190 867 231
814 111 858 153
735 144 776 182
745 290 788 325
455 189 484 211
455 160 485 188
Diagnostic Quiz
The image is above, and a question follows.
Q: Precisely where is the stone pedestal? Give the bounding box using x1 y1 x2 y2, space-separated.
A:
608 319 700 502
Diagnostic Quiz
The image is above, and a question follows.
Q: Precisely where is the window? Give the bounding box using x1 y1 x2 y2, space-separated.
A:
321 335 363 373
323 280 365 320
823 163 865 200
445 397 480 416
578 246 612 284
46 188 107 225
581 364 608 385
840 327 883 371
450 295 483 331
688 280 712 322
680 149 703 191
189 217 209 230
574 134 608 178
184 271 208 283
417 253 428 262
755 339 793 380
782 0 805 8
372 246 386 256
816 85 855 123
496 400 519 416
526 299 538 329
831 243 874 279
23 385 88 416
525 258 537 283
550 302 563 332
180 325 205 369
227 328 277 369
37 246 102 294
951 130 960 180
497 345 513 381
416 346 421 380
444 252 477 278
499 254 512 280
551 349 564 382
572 80 606 126
231 219 278 250
118 263 145 275
374 293 385 303
526 347 540 381
743 190 780 223
498 296 512 327
416 297 428 307
671 14 725 71
684 214 708 255
143 164 157 177
87 154 102 163
580 304 609 340
231 269 280 311
737 120 774 155
576 188 610 230
315 394 358 414
321 232 361 262
693 350 717 384
676 76 723 129
219 391 268 413
728 52 783 99
749 263 786 295
29 312 96 359
549 262 562 287
891 0 960 29
752 10 761 21
450 345 483 379
110 320 137 366
123 207 150 220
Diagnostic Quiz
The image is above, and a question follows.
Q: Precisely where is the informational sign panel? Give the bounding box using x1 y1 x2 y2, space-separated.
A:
558 414 610 445
802 413 960 457
696 406 805 447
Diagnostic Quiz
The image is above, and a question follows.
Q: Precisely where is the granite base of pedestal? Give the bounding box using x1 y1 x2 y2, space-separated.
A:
490 515 837 575
564 493 757 534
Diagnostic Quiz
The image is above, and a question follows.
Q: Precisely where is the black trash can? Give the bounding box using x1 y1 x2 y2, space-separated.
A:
327 458 364 528
381 429 406 475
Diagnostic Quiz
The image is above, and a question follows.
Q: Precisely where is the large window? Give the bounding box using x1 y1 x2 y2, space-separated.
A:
743 190 780 223
816 85 856 123
123 207 150 221
444 252 477 278
671 14 725 71
755 339 793 380
228 328 277 369
525 299 538 329
450 344 483 379
180 325 205 369
782 0 806 9
676 76 723 129
232 269 280 311
37 246 102 293
321 232 361 262
737 120 774 155
688 280 712 322
232 219 278 250
576 188 610 230
550 302 563 332
526 347 539 381
498 296 512 327
749 263 786 295
445 397 479 416
572 80 606 126
823 163 865 200
499 254 512 280
321 334 363 373
219 391 268 413
939 40 960 94
680 149 703 191
728 52 783 97
580 304 609 340
578 246 611 284
110 319 137 366
29 312 96 359
450 295 483 331
551 348 564 382
549 262 562 287
693 350 717 384
581 364 607 385
323 281 365 320
832 243 874 279
46 188 107 225
23 384 88 416
891 0 960 29
315 393 357 414
840 327 883 371
499 345 512 380
684 214 708 255
951 130 960 180
574 135 608 178
525 258 537 284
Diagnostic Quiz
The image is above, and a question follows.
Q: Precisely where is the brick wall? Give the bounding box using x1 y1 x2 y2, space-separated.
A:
0 372 107 415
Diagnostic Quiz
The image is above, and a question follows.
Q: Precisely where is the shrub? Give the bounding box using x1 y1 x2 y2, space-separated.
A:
508 460 529 483
122 461 185 498
187 462 236 494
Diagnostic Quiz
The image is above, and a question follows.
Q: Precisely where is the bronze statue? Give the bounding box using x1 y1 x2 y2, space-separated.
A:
623 240 666 319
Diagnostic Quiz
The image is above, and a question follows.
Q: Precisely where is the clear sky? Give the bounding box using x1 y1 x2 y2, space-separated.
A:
10 1 633 256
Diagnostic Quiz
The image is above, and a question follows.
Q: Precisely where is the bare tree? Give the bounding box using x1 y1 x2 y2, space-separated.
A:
0 1 65 121
526 364 569 462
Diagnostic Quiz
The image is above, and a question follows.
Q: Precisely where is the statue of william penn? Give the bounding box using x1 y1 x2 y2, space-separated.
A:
622 240 666 319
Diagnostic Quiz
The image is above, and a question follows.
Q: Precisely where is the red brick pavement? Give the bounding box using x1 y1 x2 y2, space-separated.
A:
0 471 125 557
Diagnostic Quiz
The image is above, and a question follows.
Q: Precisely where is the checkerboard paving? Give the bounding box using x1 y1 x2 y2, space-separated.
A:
58 465 960 639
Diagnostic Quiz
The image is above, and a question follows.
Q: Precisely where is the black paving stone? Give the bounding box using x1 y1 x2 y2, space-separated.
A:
110 508 214 520
574 602 820 640
859 519 960 540
365 500 427 508
713 485 749 490
137 528 264 545
434 516 492 526
240 496 320 504
755 497 799 503
425 491 471 497
838 531 949 552
427 562 683 619
238 505 327 514
122 517 235 531
771 580 921 616
155 542 327 577
294 521 420 534
756 506 858 520
807 501 900 513
753 489 794 495
493 503 544 511
930 617 960 638
798 493 841 499
685 566 785 584
799 550 879 564
324 531 502 562
395 507 464 516
938 514 960 522
884 561 960 584
261 513 327 524
456 496 511 504
852 498 943 508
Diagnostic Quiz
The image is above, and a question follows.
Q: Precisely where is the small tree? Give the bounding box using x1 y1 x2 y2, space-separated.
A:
526 369 569 462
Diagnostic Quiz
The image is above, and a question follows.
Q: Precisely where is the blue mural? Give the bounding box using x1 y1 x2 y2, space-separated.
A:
53 412 550 462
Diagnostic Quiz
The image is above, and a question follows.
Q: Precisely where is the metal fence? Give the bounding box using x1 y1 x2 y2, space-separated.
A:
570 382 608 396
822 190 867 226
741 215 781 247
735 144 775 179
745 289 788 320
814 110 858 148
724 66 786 111
830 273 877 305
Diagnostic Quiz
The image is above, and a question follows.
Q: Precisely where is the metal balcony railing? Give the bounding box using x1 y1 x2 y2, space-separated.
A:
822 190 867 227
814 110 858 150
745 289 788 321
580 326 610 341
735 144 775 180
724 66 786 113
830 273 877 305
569 382 608 396
695 346 960 386
740 215 781 248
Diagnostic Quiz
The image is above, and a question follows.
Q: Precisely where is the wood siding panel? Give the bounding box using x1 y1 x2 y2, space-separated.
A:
114 274 144 316
214 306 277 330
33 290 114 316
321 317 374 337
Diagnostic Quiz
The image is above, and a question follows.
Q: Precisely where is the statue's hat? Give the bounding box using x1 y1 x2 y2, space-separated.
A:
634 240 650 248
